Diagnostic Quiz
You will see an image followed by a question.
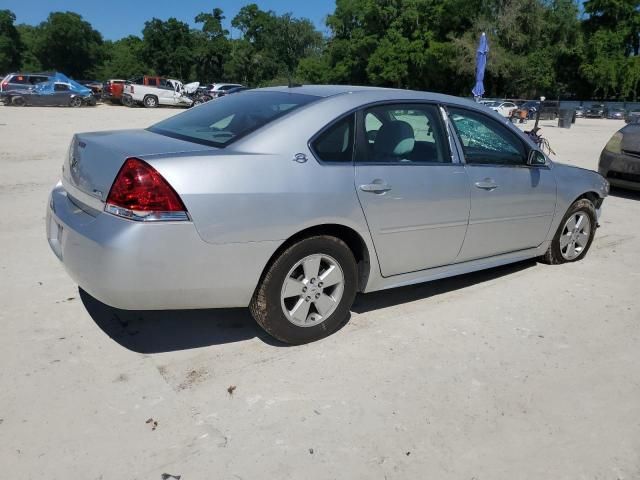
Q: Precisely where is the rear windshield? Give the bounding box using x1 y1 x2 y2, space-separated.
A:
149 91 318 147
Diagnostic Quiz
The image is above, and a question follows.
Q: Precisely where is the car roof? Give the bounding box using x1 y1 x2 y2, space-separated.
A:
256 84 481 108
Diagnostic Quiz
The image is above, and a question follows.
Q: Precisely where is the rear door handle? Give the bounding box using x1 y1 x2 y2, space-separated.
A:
360 183 392 194
474 179 498 191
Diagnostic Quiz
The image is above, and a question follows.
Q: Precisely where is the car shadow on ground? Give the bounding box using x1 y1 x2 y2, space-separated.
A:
81 259 537 353
352 259 536 314
80 289 284 353
609 186 640 200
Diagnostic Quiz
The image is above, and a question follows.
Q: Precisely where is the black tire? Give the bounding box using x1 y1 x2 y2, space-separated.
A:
250 236 358 345
12 96 25 106
540 198 597 265
69 96 82 108
143 95 158 108
122 95 133 107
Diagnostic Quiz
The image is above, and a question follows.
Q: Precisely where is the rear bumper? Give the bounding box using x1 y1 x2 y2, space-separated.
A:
599 150 640 191
46 183 279 309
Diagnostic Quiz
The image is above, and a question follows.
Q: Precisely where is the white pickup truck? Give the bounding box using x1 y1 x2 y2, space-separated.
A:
122 76 193 108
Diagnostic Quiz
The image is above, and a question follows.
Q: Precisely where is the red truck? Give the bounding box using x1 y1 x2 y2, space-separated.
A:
101 79 126 103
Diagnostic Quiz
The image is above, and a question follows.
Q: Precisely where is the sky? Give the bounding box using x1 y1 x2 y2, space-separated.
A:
3 0 336 40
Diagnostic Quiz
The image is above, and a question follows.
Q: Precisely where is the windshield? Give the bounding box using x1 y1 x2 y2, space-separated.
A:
149 91 318 147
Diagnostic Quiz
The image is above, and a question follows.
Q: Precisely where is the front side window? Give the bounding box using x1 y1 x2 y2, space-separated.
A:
54 83 69 92
358 104 449 164
149 91 318 147
448 107 526 165
311 114 354 163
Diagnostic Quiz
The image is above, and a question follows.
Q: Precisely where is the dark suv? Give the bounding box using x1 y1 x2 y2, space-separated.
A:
1 73 53 92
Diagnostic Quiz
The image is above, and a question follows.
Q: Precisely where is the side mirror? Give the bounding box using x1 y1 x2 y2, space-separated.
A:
528 150 547 166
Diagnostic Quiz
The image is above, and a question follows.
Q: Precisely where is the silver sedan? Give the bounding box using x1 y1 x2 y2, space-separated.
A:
47 85 609 344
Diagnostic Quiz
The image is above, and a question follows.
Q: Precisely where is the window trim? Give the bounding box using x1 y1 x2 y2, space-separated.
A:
445 105 534 168
307 110 358 165
354 101 455 167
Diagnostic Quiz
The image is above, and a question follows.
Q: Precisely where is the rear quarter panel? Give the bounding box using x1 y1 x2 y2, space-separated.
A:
146 150 369 245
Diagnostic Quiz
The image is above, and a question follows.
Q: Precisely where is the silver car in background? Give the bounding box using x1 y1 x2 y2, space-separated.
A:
47 86 609 344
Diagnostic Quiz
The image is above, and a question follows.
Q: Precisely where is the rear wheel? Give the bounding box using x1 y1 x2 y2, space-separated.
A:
11 96 25 106
143 95 158 108
541 198 597 264
250 236 358 345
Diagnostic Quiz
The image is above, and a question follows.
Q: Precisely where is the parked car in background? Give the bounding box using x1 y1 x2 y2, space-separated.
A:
624 109 640 123
78 80 103 99
46 85 608 345
1 72 53 92
2 80 95 107
182 82 213 106
102 79 126 103
606 108 625 120
585 104 605 118
513 100 559 121
575 106 585 118
207 83 244 98
600 123 640 190
123 76 192 108
216 86 248 97
481 100 518 118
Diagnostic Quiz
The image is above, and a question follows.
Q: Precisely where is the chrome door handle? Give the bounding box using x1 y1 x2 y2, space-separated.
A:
474 179 498 191
360 183 392 193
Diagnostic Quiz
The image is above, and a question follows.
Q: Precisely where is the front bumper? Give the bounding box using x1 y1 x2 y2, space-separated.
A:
46 183 280 309
599 150 640 191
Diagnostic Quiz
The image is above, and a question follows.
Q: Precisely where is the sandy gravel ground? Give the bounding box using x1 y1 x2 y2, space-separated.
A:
0 104 639 480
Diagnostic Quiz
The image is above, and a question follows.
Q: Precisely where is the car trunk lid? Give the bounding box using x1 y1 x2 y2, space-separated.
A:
63 129 215 205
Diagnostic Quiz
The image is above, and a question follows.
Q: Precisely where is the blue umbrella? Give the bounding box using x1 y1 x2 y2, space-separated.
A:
472 32 489 99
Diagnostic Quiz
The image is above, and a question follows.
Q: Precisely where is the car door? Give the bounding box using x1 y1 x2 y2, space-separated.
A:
51 83 72 106
353 103 471 277
158 79 175 105
447 106 557 261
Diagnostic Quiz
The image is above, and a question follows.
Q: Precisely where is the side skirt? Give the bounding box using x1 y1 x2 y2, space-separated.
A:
363 242 549 293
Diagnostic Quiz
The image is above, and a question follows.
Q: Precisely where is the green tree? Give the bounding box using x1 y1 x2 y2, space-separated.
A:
193 8 230 82
97 36 147 79
16 24 41 71
33 11 103 78
141 18 194 79
0 9 22 73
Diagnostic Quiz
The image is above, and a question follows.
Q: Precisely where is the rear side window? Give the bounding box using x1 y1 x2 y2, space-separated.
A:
358 104 449 163
29 76 49 85
311 114 355 163
149 91 318 147
10 75 28 84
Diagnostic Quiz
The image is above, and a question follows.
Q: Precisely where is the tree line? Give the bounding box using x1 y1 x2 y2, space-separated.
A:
1 0 640 100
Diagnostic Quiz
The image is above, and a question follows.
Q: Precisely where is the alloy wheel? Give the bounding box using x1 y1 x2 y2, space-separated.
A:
280 254 345 327
559 212 591 260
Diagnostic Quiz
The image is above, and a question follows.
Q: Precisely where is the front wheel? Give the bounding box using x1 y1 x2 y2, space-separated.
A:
69 96 82 108
250 236 358 345
540 198 597 264
143 95 158 108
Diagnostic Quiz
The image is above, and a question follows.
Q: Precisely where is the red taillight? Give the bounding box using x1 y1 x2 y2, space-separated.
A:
106 158 187 221
1 81 8 90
